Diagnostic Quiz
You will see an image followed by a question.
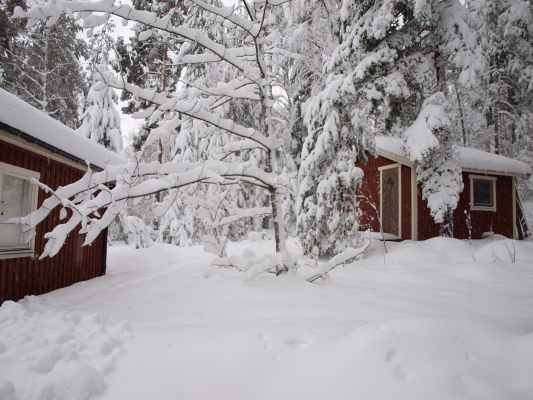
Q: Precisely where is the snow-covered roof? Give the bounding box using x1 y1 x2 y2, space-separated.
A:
375 137 532 177
0 88 124 170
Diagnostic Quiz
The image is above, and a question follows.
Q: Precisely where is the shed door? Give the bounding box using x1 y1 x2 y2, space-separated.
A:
381 167 400 236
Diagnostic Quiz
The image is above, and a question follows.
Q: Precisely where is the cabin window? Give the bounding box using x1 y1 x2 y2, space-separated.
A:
0 162 40 258
470 175 496 212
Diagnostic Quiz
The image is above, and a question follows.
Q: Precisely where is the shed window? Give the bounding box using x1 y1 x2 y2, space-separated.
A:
0 162 40 258
470 175 496 212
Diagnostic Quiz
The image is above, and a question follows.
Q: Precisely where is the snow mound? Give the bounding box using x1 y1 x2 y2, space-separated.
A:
0 296 131 400
371 237 474 265
473 239 533 263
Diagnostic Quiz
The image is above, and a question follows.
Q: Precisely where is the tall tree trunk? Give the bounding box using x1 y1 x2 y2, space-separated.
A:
156 46 167 205
440 209 453 237
494 106 501 154
257 22 287 258
454 84 467 146
41 28 50 114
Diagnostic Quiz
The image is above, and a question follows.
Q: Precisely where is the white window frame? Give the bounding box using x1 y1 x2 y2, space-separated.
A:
469 174 497 212
0 161 40 259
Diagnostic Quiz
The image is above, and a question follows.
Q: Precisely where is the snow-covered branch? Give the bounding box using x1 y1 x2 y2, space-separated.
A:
10 0 295 270
305 239 371 282
13 0 262 81
94 69 277 151
6 159 282 258
212 206 272 228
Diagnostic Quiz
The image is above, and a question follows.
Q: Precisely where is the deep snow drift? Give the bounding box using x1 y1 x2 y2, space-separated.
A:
1 236 533 400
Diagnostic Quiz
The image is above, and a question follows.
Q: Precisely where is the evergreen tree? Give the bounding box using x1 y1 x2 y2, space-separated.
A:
77 77 123 153
77 20 123 153
0 13 87 128
0 0 26 56
298 0 478 249
403 92 463 237
465 0 533 157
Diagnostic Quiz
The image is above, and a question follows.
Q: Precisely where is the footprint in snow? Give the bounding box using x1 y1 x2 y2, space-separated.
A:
259 333 272 341
386 350 400 363
285 334 313 350
386 349 414 381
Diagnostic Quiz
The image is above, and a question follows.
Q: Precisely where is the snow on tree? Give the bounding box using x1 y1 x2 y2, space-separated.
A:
297 73 367 256
1 6 87 128
402 92 463 237
264 0 334 235
152 7 302 247
157 116 209 246
297 0 479 248
113 0 225 245
10 0 299 278
77 71 124 153
81 18 123 154
0 0 26 55
465 0 533 157
125 214 155 248
115 0 186 117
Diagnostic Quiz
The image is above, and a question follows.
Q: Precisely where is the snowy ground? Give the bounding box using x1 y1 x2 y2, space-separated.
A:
1 235 533 400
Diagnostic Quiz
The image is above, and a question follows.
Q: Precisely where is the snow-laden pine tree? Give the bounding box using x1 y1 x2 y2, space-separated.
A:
465 0 533 157
11 0 298 278
157 116 209 246
116 0 186 117
297 75 367 255
403 92 463 236
266 0 331 235
1 9 87 128
78 74 123 153
298 0 479 248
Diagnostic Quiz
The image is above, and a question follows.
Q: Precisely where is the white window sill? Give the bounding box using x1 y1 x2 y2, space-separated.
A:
470 205 497 212
0 250 35 260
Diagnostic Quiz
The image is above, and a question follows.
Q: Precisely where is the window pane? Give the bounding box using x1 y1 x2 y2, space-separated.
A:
473 180 492 206
0 174 32 247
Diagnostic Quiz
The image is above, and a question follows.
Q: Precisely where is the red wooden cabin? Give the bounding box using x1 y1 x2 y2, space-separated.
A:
0 89 124 305
357 137 531 241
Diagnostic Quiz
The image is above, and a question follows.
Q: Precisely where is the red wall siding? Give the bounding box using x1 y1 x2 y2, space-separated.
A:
357 153 395 233
1 140 105 305
417 172 514 240
454 172 514 239
416 182 440 240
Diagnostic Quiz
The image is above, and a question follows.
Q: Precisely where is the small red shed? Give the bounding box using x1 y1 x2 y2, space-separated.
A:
357 137 531 241
0 88 124 305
